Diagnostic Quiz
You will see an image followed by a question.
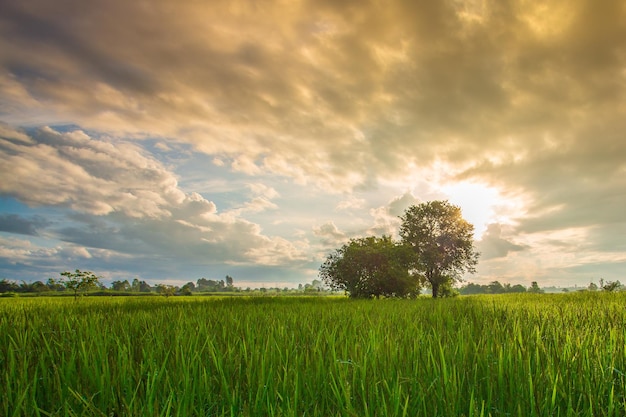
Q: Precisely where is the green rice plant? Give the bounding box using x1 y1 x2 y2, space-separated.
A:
1 292 626 416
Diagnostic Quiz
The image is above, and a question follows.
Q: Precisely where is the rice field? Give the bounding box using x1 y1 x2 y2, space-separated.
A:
1 292 626 416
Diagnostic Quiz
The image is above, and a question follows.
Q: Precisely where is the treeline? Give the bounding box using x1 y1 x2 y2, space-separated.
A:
0 271 327 297
0 272 241 297
458 281 542 295
459 279 623 295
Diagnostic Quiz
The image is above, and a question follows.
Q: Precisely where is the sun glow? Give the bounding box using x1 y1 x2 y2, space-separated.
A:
440 181 520 238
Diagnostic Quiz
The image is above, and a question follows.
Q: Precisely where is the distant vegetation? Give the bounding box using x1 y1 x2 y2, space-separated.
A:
2 272 621 299
458 280 541 295
0 272 328 297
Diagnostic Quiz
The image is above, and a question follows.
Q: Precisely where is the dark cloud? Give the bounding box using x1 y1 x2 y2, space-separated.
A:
0 214 49 235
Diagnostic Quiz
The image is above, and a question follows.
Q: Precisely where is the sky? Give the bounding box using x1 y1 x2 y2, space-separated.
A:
1 0 625 288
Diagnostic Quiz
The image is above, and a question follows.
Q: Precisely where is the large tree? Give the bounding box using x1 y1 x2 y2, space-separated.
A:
399 201 479 298
319 235 419 298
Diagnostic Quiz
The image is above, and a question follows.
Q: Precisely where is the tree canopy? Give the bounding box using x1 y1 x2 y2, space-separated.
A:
59 269 101 300
319 235 419 298
399 201 479 298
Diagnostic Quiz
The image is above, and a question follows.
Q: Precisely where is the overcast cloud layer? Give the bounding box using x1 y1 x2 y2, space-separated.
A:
1 0 625 287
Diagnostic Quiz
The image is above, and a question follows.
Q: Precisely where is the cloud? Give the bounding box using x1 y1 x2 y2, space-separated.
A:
239 197 279 214
0 125 308 268
0 214 49 236
2 0 625 194
247 183 280 200
0 235 93 268
336 196 365 211
477 223 527 260
365 192 420 237
313 222 347 247
0 125 186 217
387 192 421 217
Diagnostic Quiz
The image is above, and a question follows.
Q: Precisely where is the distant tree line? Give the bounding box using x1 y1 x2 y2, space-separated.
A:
586 279 623 292
459 279 624 295
0 271 330 297
459 281 542 295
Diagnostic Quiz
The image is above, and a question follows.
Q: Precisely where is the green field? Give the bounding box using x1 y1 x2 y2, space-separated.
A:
2 293 626 416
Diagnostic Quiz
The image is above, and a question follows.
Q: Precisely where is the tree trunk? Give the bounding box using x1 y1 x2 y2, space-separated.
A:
431 282 439 298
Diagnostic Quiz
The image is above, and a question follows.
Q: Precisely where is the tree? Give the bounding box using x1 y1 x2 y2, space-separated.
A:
46 278 65 291
459 282 484 295
59 270 101 300
225 275 234 288
156 284 176 297
139 280 152 292
320 235 419 299
180 282 195 295
487 281 505 294
0 279 19 293
18 280 48 293
196 278 225 292
602 280 622 292
399 201 479 298
528 281 543 294
30 281 48 292
111 280 131 292
509 284 527 293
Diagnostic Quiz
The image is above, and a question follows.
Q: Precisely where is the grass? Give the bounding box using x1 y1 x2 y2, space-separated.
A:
1 292 626 416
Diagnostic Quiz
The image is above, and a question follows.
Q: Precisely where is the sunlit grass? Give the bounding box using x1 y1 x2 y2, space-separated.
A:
1 293 626 416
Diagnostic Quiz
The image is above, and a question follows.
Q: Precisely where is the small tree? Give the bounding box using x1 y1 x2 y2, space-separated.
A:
0 279 19 293
156 284 176 298
180 282 195 295
59 270 101 300
602 280 621 292
488 281 505 294
509 284 527 293
111 280 131 292
399 201 479 298
528 281 543 294
46 278 65 291
225 275 234 289
139 280 152 292
320 235 419 298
